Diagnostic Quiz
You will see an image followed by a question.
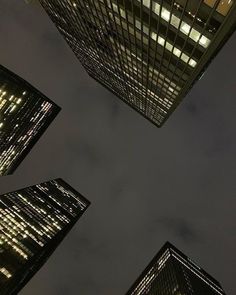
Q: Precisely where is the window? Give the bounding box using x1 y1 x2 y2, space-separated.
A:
143 0 150 8
161 7 170 22
181 23 191 34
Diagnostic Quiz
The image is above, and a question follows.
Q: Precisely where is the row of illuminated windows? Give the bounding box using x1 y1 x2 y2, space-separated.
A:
112 46 177 106
131 249 171 295
110 0 210 49
73 0 197 70
109 5 198 68
114 47 179 99
172 253 225 295
110 37 182 94
204 0 234 16
118 70 169 112
136 0 211 48
0 267 12 279
0 233 28 260
0 101 53 175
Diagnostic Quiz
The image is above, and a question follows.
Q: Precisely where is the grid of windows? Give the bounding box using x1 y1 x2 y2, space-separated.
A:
126 242 226 295
0 65 60 176
39 0 235 126
0 178 90 295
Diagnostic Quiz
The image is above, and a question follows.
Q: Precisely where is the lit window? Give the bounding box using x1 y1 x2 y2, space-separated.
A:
173 48 181 57
189 59 197 67
161 7 170 22
151 32 157 41
204 0 217 6
171 14 180 28
181 53 189 63
152 2 160 14
199 35 211 48
204 0 233 16
189 28 201 42
143 25 149 35
217 0 233 15
120 8 126 18
135 19 141 30
181 23 191 34
143 0 150 8
158 36 165 46
112 3 118 13
165 42 173 51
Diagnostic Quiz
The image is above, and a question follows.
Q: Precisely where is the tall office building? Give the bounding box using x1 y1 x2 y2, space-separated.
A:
38 0 236 126
126 241 226 295
0 178 90 295
0 65 60 176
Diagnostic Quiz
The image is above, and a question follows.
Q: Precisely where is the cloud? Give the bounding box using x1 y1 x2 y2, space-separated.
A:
0 1 236 295
157 217 200 243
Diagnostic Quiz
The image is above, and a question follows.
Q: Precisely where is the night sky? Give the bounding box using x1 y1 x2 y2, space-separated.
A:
0 1 235 294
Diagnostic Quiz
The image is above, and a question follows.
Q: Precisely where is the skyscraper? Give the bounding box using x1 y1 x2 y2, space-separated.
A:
0 65 60 176
38 0 236 126
126 241 226 295
0 178 90 295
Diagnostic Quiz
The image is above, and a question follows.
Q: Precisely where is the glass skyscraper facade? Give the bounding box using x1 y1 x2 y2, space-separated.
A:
126 242 226 295
0 65 60 176
0 178 90 295
39 0 235 126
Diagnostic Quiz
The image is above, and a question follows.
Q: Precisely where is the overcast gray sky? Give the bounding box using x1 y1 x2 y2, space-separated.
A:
0 1 235 294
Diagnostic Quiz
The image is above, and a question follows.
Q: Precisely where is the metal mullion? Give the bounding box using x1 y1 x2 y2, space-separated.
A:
153 0 189 110
162 0 205 97
122 0 139 109
102 0 129 94
67 0 103 66
90 0 119 81
169 0 221 99
97 1 124 79
144 0 154 115
107 0 133 100
139 0 146 112
151 0 176 119
63 0 93 62
129 0 140 108
146 0 165 119
88 0 113 70
114 0 136 104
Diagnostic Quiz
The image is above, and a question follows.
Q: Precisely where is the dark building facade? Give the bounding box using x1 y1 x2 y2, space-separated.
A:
126 242 226 295
39 0 236 126
0 65 60 176
0 178 90 295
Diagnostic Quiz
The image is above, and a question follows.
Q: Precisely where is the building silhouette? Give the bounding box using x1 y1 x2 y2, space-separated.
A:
0 178 90 295
0 65 60 176
39 0 236 126
126 241 226 295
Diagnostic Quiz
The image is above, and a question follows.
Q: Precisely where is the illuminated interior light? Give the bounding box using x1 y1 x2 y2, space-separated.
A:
161 8 170 22
10 105 16 113
151 31 157 41
173 47 181 57
199 35 211 47
181 23 191 34
189 59 197 67
142 0 150 8
137 0 211 48
157 36 165 46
